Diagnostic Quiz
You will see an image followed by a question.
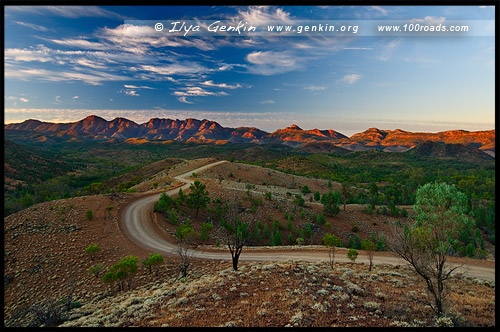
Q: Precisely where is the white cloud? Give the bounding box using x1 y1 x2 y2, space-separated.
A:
5 96 29 105
343 47 373 50
72 96 79 99
172 87 228 97
5 66 128 85
200 80 244 89
232 6 293 26
246 51 301 75
260 99 275 104
178 96 193 104
124 84 155 89
342 74 362 85
247 51 296 66
370 6 389 16
124 90 140 96
304 85 326 91
376 38 404 61
7 6 127 20
47 38 109 50
13 21 49 31
410 16 446 25
141 63 209 76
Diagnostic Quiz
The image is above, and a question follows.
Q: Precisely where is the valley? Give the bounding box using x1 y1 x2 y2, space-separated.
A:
3 118 495 327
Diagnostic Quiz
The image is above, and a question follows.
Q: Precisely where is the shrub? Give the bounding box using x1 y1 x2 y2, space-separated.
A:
168 208 179 225
294 194 305 207
301 185 311 194
363 301 381 311
271 231 282 246
84 244 100 260
199 222 214 241
103 256 139 291
347 248 358 262
86 209 93 220
88 263 104 278
296 237 304 245
142 253 164 274
176 222 196 242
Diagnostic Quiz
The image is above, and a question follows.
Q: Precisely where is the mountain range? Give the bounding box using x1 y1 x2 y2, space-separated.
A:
4 115 495 157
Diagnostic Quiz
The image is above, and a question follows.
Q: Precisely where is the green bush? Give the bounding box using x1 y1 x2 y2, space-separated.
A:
301 185 311 194
86 209 93 220
199 222 214 241
88 263 104 278
347 248 358 262
142 253 164 274
84 244 100 260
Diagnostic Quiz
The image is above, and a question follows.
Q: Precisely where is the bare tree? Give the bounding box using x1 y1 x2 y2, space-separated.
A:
176 243 193 279
217 201 257 271
361 239 377 271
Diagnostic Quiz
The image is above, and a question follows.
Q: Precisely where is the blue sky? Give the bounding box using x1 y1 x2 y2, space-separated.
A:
4 5 495 136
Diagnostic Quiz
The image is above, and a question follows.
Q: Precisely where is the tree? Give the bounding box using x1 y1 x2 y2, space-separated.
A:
86 209 93 220
154 192 175 213
347 248 358 263
218 202 255 271
107 256 139 291
389 182 472 316
323 233 341 269
361 239 377 271
22 193 33 208
177 188 185 202
176 219 196 243
301 185 311 194
321 191 340 216
84 244 100 260
187 181 210 217
176 244 192 279
314 191 321 201
142 253 164 274
341 182 350 211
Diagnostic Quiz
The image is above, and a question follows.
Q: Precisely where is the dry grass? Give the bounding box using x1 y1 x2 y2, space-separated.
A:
58 260 494 327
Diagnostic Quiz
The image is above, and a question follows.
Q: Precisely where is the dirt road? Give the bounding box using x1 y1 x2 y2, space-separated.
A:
119 160 495 281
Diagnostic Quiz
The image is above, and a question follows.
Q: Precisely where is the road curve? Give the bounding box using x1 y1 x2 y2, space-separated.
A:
119 160 495 281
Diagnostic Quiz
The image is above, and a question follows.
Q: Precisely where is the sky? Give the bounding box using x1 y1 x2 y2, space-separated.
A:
4 5 495 136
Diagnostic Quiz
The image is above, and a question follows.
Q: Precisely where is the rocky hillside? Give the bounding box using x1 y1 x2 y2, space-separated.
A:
407 141 495 162
5 116 494 155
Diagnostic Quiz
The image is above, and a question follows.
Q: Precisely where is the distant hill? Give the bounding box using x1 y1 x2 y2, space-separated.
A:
4 140 73 190
5 116 495 156
295 141 351 154
406 140 494 162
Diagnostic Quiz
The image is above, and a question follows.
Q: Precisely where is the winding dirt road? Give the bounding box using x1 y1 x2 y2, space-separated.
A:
119 160 495 281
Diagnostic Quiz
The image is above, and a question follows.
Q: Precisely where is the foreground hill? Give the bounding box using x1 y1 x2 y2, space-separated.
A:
4 158 495 327
5 116 494 156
